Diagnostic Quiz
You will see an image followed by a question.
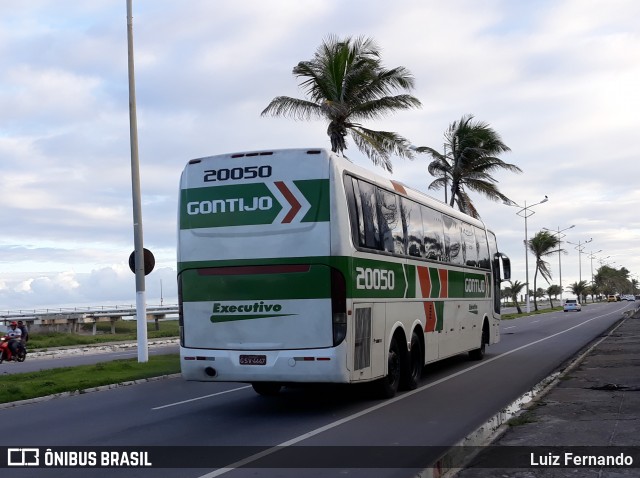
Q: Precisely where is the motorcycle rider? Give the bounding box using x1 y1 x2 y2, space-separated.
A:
6 321 23 357
17 320 29 345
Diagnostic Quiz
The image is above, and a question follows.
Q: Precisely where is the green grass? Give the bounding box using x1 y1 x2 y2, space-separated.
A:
507 411 538 427
28 320 179 350
0 354 180 404
501 307 564 320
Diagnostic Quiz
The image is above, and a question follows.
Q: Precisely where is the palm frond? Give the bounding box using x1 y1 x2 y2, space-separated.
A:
350 126 414 172
349 95 422 120
261 96 322 120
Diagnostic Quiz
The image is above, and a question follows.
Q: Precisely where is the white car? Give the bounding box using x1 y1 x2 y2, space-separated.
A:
563 299 582 312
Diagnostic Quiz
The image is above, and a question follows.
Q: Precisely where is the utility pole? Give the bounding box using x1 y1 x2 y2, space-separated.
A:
126 0 148 362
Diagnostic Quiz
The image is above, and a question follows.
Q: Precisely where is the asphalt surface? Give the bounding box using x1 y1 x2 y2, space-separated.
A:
454 306 640 477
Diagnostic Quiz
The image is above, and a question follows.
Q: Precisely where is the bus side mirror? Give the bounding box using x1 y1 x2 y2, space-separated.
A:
494 253 511 281
500 255 511 281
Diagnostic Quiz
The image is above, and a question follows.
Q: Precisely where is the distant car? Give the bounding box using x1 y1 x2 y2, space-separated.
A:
563 299 582 312
607 295 617 302
624 295 636 301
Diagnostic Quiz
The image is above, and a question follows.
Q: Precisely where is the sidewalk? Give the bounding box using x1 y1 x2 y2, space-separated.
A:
455 310 640 477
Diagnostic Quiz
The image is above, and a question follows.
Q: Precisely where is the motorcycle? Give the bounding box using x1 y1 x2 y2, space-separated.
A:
0 336 27 363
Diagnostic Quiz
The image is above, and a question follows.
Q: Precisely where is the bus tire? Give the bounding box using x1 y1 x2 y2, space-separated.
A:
252 382 282 396
401 331 423 390
376 336 402 398
469 324 488 361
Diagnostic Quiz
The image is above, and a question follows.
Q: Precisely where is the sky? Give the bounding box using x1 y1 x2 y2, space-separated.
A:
1 0 639 311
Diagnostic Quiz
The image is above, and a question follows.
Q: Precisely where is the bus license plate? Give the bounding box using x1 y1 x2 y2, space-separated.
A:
239 355 267 365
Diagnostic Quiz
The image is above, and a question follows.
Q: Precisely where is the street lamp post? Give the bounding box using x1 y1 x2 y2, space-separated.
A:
588 250 603 300
543 225 575 303
506 196 549 313
588 250 603 285
567 238 593 284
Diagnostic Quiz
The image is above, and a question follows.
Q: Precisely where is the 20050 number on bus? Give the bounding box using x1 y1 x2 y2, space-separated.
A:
204 166 272 182
355 267 395 290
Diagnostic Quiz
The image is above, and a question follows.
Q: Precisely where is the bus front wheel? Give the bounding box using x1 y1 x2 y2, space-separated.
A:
469 325 488 361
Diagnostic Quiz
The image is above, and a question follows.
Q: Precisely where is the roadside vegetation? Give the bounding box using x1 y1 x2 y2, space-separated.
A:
27 320 179 350
501 307 564 320
0 354 179 404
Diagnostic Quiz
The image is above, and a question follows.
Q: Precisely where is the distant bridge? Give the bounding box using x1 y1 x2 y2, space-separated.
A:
0 305 179 335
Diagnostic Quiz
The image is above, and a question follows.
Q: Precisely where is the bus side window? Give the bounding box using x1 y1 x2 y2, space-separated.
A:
462 223 478 267
345 176 362 248
377 187 404 254
356 180 382 250
443 215 463 265
475 226 491 269
402 198 424 258
422 206 444 261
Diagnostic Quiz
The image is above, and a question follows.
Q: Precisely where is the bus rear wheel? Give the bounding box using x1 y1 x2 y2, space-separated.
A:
376 336 402 398
401 331 423 390
252 382 282 396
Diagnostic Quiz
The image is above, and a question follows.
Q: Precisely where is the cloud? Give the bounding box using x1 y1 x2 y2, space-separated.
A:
0 266 176 311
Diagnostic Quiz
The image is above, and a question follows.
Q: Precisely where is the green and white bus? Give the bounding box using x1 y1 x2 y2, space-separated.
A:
178 148 510 397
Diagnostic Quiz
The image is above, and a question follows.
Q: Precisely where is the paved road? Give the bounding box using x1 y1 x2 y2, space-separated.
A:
0 301 633 478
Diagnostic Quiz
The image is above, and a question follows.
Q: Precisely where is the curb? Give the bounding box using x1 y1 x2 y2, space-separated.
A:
28 338 179 359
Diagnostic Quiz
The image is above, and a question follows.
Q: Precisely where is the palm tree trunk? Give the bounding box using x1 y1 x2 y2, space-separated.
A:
448 179 458 208
512 295 522 314
533 268 539 311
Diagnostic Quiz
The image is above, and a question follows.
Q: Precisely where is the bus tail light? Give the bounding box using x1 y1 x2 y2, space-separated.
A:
331 267 347 346
178 274 184 346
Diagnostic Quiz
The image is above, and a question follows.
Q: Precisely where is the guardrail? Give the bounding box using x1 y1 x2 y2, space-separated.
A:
0 305 179 334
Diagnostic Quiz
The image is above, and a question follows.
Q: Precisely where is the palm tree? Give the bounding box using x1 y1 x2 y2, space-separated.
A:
508 280 526 314
416 114 521 218
501 286 512 307
528 230 561 311
547 284 562 308
261 35 422 172
570 281 588 303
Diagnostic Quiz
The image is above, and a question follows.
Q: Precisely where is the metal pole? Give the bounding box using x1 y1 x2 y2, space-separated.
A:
524 201 530 313
578 242 582 283
126 0 148 363
558 226 563 303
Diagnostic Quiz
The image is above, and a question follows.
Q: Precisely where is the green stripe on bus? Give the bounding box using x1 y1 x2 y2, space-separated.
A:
404 264 416 299
429 268 440 298
296 179 330 222
178 256 491 301
180 264 332 302
435 301 444 331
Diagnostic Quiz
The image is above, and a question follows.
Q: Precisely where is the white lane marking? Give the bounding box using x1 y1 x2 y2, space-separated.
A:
151 386 251 410
503 326 516 330
531 320 540 323
197 307 624 478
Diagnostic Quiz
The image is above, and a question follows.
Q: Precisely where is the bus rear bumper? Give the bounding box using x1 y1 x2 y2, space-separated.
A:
180 343 349 383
